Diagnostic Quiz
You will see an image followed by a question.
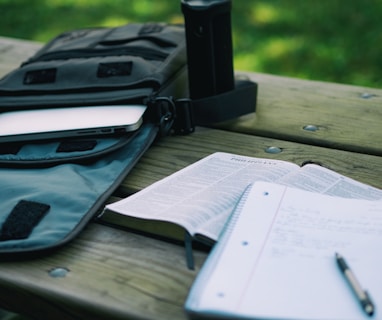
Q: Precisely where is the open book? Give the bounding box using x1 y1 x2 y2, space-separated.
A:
185 181 382 319
100 152 382 245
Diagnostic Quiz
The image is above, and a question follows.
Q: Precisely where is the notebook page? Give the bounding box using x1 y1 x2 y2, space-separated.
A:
189 182 382 320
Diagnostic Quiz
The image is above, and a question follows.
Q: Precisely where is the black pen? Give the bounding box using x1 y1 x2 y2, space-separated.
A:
335 252 375 317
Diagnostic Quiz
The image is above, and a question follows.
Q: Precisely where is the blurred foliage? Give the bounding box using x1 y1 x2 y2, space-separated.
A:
1 0 381 87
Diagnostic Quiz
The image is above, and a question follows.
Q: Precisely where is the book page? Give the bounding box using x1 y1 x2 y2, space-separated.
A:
190 182 382 320
105 152 298 241
280 163 382 200
105 153 382 242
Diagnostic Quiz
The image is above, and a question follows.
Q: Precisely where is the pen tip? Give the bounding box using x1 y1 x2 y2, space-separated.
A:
364 292 375 316
365 304 374 316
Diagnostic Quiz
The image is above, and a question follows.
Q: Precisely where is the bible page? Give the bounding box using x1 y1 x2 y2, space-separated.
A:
279 163 382 200
105 152 298 241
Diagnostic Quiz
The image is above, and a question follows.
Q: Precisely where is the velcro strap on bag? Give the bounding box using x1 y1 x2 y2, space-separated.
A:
0 23 187 109
0 123 158 257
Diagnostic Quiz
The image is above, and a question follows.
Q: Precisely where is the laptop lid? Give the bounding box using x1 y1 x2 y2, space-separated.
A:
0 105 147 143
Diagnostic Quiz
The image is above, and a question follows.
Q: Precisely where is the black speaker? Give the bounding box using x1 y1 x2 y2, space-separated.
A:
181 0 235 100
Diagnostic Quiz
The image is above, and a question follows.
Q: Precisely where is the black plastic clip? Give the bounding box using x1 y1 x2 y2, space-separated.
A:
148 96 195 136
148 97 176 136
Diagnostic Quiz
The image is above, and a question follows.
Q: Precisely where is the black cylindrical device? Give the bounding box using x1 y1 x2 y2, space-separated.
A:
181 0 235 99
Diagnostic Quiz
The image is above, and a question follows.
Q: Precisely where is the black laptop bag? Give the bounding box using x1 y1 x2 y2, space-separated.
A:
0 22 257 257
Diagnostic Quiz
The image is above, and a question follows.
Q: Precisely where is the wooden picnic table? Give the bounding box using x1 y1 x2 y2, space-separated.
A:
0 36 381 320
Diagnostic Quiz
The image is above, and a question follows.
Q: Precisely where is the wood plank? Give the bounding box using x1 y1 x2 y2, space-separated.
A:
216 72 382 156
0 36 41 75
0 223 207 320
118 127 382 197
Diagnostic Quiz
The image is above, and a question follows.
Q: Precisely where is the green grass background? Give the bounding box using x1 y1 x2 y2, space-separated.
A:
1 0 381 88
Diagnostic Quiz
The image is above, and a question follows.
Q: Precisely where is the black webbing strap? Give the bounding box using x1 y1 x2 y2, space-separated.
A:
173 79 257 134
146 79 257 135
192 79 257 125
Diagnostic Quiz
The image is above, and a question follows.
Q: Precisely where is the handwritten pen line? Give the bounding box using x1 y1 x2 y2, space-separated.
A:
335 252 375 317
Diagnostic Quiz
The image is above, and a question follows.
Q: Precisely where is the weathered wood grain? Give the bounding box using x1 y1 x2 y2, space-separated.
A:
216 72 382 156
119 127 382 196
0 224 207 320
0 36 41 76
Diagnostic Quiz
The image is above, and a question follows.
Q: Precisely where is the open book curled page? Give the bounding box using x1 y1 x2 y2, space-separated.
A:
185 181 382 320
103 152 382 245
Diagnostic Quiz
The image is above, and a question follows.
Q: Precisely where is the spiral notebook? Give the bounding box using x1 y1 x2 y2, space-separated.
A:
185 181 382 320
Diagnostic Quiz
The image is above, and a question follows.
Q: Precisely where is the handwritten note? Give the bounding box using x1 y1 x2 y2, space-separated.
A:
186 182 382 320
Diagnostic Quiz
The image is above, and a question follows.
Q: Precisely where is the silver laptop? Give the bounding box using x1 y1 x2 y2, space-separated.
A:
0 105 147 143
